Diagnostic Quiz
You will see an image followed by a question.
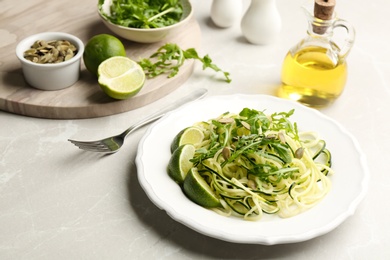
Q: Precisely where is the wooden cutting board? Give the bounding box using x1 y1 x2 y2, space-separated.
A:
0 0 201 119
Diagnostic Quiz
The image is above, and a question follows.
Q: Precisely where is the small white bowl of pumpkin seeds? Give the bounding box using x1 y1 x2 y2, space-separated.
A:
16 32 84 90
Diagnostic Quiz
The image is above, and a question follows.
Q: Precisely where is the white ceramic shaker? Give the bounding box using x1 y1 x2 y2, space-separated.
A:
241 0 282 45
210 0 243 28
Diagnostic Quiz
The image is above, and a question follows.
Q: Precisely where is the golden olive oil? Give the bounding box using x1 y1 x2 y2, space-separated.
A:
279 46 347 107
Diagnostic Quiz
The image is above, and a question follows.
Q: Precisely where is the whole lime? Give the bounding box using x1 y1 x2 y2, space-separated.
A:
83 34 126 76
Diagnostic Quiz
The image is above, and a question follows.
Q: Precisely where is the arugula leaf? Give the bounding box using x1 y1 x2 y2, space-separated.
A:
99 0 183 29
138 43 231 83
239 108 270 134
269 142 293 163
250 164 299 183
190 108 304 185
183 48 231 83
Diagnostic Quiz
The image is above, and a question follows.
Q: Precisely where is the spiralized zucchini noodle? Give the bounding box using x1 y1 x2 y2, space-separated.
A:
186 108 333 221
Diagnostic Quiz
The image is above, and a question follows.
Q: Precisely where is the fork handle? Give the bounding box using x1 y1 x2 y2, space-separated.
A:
121 88 208 138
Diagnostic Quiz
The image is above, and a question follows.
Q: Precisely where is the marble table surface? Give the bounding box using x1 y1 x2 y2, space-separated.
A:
1 0 389 259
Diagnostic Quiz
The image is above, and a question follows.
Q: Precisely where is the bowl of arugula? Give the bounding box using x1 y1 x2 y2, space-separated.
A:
98 0 193 43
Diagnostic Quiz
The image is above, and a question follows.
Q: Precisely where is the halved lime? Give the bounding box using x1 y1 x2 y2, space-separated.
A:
97 56 145 100
183 168 221 208
167 144 196 185
170 127 204 153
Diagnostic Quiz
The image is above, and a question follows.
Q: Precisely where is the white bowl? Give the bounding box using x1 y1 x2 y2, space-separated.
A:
98 0 193 43
15 32 84 91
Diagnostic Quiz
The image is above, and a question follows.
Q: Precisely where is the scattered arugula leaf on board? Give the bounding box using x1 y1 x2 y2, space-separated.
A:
138 43 231 83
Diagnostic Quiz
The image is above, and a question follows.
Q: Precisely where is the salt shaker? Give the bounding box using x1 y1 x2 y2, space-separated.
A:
241 0 282 45
210 0 242 28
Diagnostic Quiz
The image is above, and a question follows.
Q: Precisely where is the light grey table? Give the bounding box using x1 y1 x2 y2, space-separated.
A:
1 0 388 259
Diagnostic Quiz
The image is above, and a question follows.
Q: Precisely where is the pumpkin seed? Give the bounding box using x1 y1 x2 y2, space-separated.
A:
295 147 305 159
222 147 231 160
23 39 78 64
218 117 235 124
241 121 251 130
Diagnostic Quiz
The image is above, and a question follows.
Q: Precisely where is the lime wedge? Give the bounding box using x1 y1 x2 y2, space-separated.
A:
170 127 204 153
97 56 145 100
183 168 221 208
167 144 196 185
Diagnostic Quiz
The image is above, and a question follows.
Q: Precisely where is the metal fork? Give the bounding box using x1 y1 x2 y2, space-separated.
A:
68 88 208 153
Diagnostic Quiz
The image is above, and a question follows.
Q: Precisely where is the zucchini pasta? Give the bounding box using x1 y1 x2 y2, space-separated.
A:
174 108 333 221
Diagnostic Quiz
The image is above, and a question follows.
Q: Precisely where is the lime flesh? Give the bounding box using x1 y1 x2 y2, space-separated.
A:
170 127 204 153
167 144 196 185
98 56 145 100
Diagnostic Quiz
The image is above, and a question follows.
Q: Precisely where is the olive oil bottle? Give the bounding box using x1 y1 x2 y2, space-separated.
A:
280 46 347 107
278 0 355 107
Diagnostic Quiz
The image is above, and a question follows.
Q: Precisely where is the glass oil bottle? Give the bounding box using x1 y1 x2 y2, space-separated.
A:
278 0 355 107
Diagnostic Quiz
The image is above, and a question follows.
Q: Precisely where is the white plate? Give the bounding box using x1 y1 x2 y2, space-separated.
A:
135 94 369 245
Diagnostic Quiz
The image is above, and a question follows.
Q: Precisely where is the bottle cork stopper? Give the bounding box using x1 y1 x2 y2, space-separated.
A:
314 0 335 20
313 0 336 34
